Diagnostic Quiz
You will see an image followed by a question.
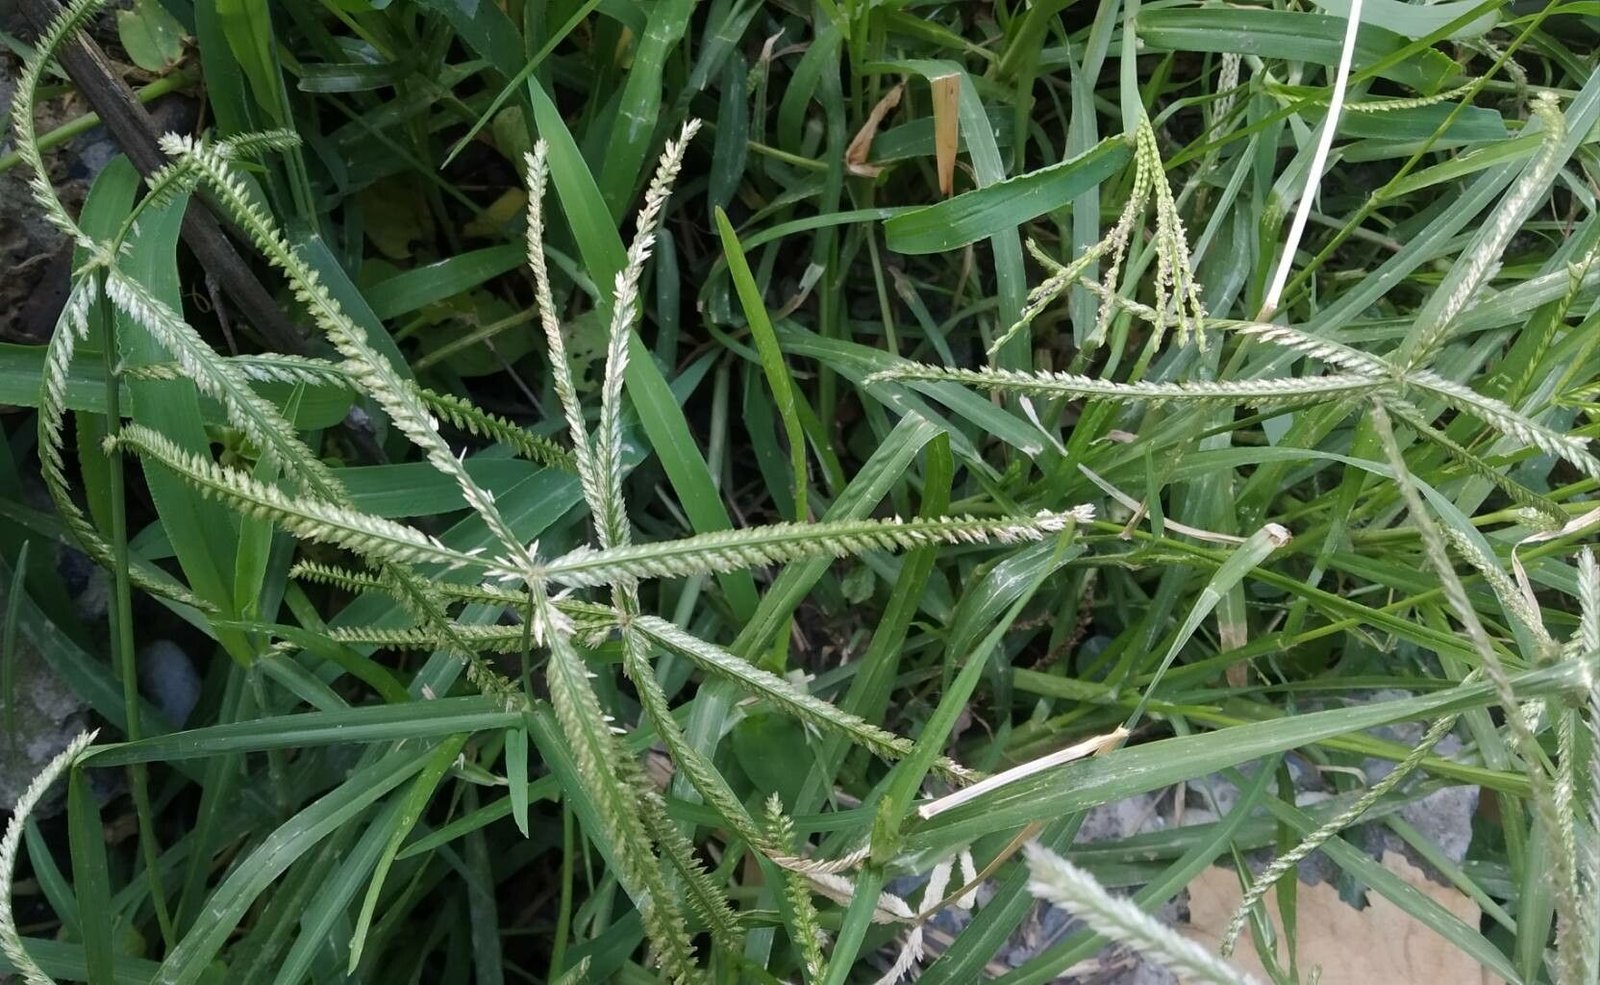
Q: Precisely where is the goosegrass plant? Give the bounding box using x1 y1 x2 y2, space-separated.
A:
12 3 1102 979
6 0 1600 982
876 77 1600 985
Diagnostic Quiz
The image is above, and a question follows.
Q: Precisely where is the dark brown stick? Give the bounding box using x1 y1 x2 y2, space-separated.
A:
20 0 308 355
20 0 389 463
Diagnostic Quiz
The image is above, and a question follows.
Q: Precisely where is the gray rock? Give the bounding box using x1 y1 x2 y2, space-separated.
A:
1077 793 1167 843
138 639 201 726
1397 783 1478 864
0 559 93 813
1363 722 1478 866
980 690 1482 981
53 542 110 626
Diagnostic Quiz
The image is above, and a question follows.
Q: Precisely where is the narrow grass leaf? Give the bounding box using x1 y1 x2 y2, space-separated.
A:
507 727 531 838
151 745 431 985
1136 8 1457 91
716 209 809 520
1125 523 1292 727
909 660 1589 854
348 733 468 971
885 137 1132 254
84 697 518 766
597 0 694 217
2 542 29 741
67 766 114 985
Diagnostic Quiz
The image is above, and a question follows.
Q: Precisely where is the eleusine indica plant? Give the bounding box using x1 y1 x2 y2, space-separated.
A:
877 84 1600 985
8 1 1600 983
10 1 1100 981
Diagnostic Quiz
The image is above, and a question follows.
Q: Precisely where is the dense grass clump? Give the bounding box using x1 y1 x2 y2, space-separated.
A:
3 0 1600 982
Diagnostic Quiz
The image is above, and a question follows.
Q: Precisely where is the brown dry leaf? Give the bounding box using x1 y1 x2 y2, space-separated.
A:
929 73 961 196
1182 851 1503 985
844 83 904 177
757 30 784 66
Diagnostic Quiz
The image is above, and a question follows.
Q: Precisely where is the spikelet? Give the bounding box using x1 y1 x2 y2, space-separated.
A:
1234 321 1391 376
634 615 976 783
162 136 538 578
1025 842 1258 985
110 424 480 570
533 586 699 981
1220 711 1460 955
1407 370 1600 479
1003 114 1206 352
129 356 571 468
1401 92 1567 368
103 268 348 503
868 364 1382 407
524 143 603 510
763 795 827 980
592 121 701 549
1580 559 1600 985
35 277 211 609
12 0 107 248
535 510 1094 587
1372 404 1585 979
0 731 97 985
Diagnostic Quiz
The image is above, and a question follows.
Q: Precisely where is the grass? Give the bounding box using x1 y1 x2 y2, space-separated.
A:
3 0 1600 982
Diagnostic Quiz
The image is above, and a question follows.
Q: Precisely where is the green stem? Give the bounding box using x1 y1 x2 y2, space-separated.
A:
98 280 176 949
744 138 827 172
0 68 196 175
548 803 575 979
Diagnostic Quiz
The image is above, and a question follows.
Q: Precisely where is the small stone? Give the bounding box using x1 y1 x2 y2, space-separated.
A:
138 640 201 727
0 561 93 814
